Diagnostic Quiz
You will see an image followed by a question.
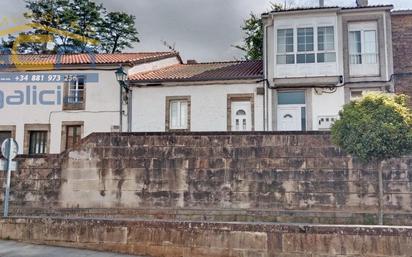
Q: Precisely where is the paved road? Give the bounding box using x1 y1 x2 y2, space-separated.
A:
0 240 140 257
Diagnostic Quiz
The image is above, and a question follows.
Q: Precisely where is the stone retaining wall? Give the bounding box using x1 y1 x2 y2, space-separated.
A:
1 217 411 257
1 132 411 225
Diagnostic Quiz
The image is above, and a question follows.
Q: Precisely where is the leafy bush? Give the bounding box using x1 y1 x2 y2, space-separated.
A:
331 92 412 162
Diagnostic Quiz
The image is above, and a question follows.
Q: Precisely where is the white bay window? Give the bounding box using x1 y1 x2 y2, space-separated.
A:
297 27 315 64
317 26 336 63
276 25 336 64
277 29 294 64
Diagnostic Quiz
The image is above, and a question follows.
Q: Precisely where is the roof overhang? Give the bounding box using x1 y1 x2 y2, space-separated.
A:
130 78 263 87
391 10 412 16
263 7 339 18
262 5 393 18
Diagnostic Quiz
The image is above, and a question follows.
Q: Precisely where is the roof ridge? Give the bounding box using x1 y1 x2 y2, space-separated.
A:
0 51 176 56
129 63 182 77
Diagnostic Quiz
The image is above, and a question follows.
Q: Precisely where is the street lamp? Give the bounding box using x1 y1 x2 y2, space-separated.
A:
115 66 128 86
115 66 130 132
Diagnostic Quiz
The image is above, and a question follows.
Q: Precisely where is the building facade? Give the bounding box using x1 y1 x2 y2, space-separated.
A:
129 61 264 132
262 2 395 131
1 1 411 156
0 52 181 154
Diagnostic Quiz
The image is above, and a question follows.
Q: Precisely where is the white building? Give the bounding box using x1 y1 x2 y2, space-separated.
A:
128 61 264 132
0 0 401 155
128 1 395 134
0 52 181 154
262 1 394 131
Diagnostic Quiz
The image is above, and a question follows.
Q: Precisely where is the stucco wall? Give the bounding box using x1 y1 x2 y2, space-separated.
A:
1 132 412 225
131 83 264 132
0 57 181 154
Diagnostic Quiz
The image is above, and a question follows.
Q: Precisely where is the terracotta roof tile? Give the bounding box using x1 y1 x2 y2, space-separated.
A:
129 60 263 83
0 52 179 67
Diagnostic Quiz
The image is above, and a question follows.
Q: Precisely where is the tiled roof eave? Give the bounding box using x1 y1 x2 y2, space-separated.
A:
264 4 393 16
129 76 263 85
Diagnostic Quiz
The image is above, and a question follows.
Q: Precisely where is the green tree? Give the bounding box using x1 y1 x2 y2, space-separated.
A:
331 92 412 224
235 2 283 60
3 0 140 54
68 0 103 53
98 12 140 54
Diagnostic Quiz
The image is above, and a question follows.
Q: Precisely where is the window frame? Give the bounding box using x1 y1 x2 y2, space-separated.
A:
165 96 191 132
23 124 50 155
276 25 336 65
0 126 16 144
297 27 315 64
317 26 336 63
63 75 86 110
348 23 379 65
61 121 84 152
276 28 295 64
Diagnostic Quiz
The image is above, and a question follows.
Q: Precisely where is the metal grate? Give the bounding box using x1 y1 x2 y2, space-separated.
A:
29 131 47 155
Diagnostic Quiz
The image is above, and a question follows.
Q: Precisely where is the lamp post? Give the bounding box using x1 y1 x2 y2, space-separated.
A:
115 66 130 132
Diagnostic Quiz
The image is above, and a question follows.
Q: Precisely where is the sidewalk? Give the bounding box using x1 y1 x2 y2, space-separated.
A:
0 240 140 257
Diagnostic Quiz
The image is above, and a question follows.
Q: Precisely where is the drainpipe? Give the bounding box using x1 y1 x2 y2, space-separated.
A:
119 85 123 132
263 20 272 131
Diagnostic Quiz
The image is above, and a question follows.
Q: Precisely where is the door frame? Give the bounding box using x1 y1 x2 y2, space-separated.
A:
227 94 255 131
272 89 312 131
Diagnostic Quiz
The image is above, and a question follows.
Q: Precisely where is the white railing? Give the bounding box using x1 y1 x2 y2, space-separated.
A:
350 53 378 65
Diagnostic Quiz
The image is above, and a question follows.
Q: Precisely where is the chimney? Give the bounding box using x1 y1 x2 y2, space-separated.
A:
356 0 368 7
319 0 324 7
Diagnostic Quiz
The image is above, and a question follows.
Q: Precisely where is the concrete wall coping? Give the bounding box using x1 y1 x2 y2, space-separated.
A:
4 216 412 237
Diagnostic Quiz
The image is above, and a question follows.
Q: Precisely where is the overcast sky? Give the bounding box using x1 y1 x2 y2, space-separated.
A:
0 0 411 62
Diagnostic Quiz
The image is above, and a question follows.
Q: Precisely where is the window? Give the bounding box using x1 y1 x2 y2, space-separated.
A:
170 101 188 130
68 76 85 104
349 29 378 65
277 26 336 65
64 76 86 110
297 27 315 64
29 131 48 155
364 30 378 64
278 91 306 105
166 96 191 131
0 131 11 145
277 29 295 64
317 26 336 63
349 31 362 64
65 125 82 150
350 88 382 101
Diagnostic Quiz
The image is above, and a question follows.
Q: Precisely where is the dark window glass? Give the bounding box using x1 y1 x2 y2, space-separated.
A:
0 131 11 145
301 107 306 131
278 91 306 105
29 131 47 155
0 131 11 156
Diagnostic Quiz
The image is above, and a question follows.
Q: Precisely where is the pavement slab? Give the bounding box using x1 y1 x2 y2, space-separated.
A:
0 240 140 257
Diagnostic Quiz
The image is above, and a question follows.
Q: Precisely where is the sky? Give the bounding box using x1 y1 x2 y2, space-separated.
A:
0 0 411 62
